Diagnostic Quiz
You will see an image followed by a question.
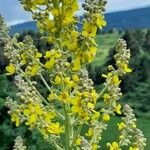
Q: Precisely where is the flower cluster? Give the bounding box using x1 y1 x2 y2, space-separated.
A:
107 105 146 150
101 39 132 123
13 136 27 150
1 0 146 150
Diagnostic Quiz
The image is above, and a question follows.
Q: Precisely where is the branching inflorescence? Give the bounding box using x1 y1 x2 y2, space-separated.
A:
0 0 146 149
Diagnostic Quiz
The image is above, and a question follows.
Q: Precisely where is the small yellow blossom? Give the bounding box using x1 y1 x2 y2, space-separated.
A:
75 137 81 145
95 14 107 29
115 104 122 114
64 77 74 88
47 122 64 134
91 110 100 121
87 102 95 109
54 75 61 85
71 97 81 113
72 75 80 82
59 91 70 103
47 92 57 101
72 58 81 71
102 114 110 122
35 52 42 58
129 146 139 150
6 63 16 75
92 143 98 150
26 65 40 76
25 114 37 126
82 22 97 37
109 142 121 150
11 113 20 127
118 122 126 130
20 53 27 65
112 74 121 85
86 128 94 137
44 57 55 70
44 51 52 59
123 64 132 73
103 93 111 103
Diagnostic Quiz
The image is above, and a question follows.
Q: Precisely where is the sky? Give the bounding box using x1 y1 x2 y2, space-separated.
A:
0 0 150 25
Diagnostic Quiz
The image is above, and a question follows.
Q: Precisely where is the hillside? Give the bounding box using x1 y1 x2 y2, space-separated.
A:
10 6 150 34
105 6 150 30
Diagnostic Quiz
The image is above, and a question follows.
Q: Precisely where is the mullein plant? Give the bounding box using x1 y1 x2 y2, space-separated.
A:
0 0 146 149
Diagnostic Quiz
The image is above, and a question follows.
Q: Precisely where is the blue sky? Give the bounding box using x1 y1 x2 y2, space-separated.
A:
0 0 150 25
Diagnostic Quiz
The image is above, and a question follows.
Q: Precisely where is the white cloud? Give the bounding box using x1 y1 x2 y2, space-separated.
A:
106 0 150 12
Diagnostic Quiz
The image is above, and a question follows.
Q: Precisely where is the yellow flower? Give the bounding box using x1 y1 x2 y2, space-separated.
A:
54 51 62 58
25 114 37 126
23 103 43 116
86 128 94 137
45 57 55 70
24 103 43 127
11 113 20 127
33 0 45 5
71 0 79 11
95 15 107 29
26 65 40 76
64 77 74 88
72 75 80 82
44 51 52 59
75 137 81 145
52 8 59 17
82 22 97 37
103 93 111 103
71 97 81 113
43 111 56 123
87 102 95 109
110 142 121 150
118 122 126 130
47 122 64 134
54 75 61 85
123 64 132 73
6 63 16 75
129 146 139 150
20 53 27 65
115 104 122 114
47 92 57 101
112 74 121 85
91 90 98 102
59 91 69 103
102 114 110 122
92 143 98 150
35 52 42 58
72 58 81 71
91 110 100 121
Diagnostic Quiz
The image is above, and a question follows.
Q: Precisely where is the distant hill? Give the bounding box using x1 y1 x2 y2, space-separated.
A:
10 21 37 35
10 6 150 34
105 6 150 30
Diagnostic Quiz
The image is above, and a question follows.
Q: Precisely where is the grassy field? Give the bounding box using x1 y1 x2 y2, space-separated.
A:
93 33 150 149
93 33 121 67
100 117 150 150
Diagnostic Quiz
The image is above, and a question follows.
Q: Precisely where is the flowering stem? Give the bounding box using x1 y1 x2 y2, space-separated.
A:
64 106 72 150
70 124 82 149
39 73 52 92
18 68 49 105
97 86 108 100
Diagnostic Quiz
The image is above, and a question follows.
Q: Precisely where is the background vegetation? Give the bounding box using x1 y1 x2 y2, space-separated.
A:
0 29 150 149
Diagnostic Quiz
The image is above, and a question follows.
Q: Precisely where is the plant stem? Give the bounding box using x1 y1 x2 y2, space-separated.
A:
64 106 72 150
39 73 52 92
97 86 108 100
